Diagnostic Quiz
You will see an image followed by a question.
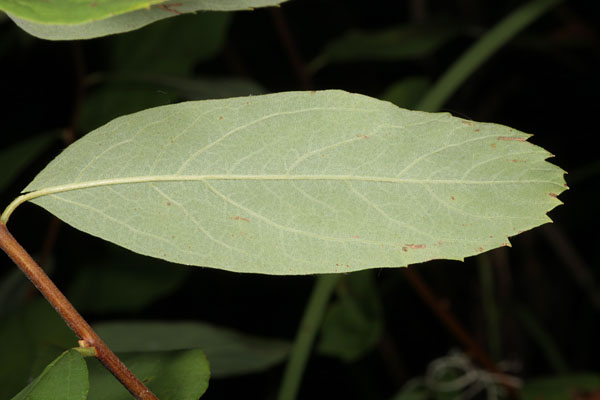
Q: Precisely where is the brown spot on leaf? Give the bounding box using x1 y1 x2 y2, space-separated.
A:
310 90 316 94
490 143 496 149
231 216 250 223
90 1 98 6
166 202 171 206
218 116 223 120
462 121 473 126
450 196 455 200
158 2 183 14
474 129 480 132
352 235 360 239
402 246 408 252
497 136 526 142
405 244 425 249
477 247 484 252
549 192 558 198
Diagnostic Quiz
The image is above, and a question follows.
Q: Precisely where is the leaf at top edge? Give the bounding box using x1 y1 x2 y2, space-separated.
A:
12 90 566 275
5 0 287 40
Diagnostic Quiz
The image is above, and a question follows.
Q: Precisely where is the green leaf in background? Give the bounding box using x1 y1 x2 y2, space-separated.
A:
11 349 88 400
521 373 600 400
4 90 566 275
381 76 431 110
93 321 290 377
0 300 78 399
67 246 189 314
318 270 383 362
6 0 287 40
0 131 58 193
79 12 232 132
309 25 457 72
86 349 209 400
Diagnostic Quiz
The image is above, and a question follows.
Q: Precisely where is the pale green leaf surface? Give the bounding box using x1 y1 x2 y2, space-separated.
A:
86 349 209 400
93 321 290 377
7 0 286 40
11 90 566 275
11 349 88 400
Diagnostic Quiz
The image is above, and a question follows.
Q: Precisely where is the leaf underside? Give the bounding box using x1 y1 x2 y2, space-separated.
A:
5 0 288 40
18 90 566 275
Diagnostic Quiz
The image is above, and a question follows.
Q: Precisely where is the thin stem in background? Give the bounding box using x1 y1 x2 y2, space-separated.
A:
541 224 600 310
402 268 518 397
277 274 340 400
416 0 563 112
477 253 502 361
270 7 314 90
514 306 569 373
0 223 157 400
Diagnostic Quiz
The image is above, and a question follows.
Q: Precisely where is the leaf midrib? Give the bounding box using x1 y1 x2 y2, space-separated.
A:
2 173 559 224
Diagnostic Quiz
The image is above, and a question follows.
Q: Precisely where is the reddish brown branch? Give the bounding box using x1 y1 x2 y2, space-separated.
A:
270 7 313 90
403 267 518 397
0 223 157 400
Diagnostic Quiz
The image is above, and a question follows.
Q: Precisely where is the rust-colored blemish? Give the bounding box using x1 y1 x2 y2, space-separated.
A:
511 159 526 163
405 244 425 249
477 247 484 252
549 193 558 198
158 2 183 14
498 136 526 142
450 196 455 200
352 235 360 239
90 1 98 6
218 116 223 120
462 121 473 126
166 201 171 206
310 90 316 94
490 143 496 149
474 128 480 132
355 134 369 139
402 246 408 252
231 216 250 223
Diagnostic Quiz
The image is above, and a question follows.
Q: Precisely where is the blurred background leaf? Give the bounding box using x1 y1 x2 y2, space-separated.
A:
94 321 290 378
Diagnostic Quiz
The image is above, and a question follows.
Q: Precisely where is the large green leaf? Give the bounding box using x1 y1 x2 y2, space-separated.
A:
6 0 286 40
86 349 209 400
93 321 290 377
11 349 88 400
3 90 566 275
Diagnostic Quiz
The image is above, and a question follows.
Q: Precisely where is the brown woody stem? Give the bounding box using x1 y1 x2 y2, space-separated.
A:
0 222 158 400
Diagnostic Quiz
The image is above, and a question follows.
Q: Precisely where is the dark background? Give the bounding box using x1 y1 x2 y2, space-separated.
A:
0 1 599 398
